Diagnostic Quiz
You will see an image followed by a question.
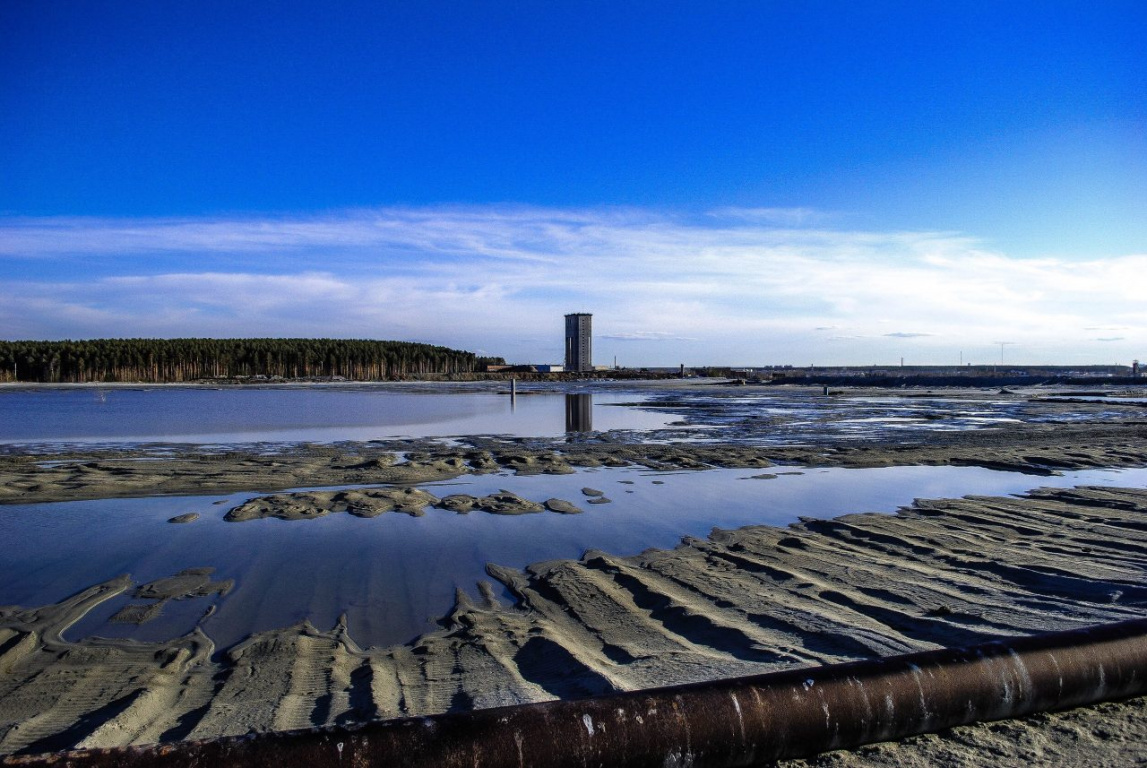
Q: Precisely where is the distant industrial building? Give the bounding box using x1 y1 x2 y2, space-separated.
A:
564 313 593 372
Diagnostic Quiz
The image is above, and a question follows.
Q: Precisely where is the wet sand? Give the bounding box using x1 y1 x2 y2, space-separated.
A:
780 695 1147 767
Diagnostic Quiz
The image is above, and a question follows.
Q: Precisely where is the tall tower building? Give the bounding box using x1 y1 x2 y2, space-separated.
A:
564 313 592 372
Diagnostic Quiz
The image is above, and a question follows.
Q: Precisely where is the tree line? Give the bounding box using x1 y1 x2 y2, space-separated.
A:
0 339 505 383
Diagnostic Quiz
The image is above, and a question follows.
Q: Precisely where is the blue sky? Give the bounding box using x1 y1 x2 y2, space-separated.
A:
2 1 1144 366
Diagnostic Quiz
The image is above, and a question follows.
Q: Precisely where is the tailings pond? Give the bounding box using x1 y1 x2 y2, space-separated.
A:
3 380 1145 653
3 381 1140 447
0 384 670 444
4 464 1146 651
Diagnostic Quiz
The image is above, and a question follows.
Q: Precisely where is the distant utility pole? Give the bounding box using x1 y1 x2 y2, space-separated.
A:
993 341 1016 370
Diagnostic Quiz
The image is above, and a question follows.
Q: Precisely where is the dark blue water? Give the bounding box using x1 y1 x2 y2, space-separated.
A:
0 385 669 443
3 464 1144 650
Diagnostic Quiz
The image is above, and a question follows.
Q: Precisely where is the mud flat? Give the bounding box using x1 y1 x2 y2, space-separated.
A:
222 486 573 520
2 418 1147 506
2 485 1146 760
779 694 1147 767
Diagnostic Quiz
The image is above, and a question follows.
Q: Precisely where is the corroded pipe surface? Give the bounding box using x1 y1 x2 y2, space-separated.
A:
5 618 1147 768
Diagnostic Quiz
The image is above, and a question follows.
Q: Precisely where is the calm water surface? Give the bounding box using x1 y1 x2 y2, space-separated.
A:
3 464 1144 651
0 385 669 443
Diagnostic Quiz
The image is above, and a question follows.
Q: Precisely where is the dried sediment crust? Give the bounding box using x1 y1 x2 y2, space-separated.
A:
224 487 576 520
166 513 199 524
224 488 442 521
0 448 477 506
3 485 1146 757
543 498 583 514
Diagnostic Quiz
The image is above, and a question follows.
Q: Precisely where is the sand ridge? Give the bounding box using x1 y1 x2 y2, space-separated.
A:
2 485 1146 757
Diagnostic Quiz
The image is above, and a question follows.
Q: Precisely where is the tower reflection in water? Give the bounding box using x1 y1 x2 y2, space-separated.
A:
565 393 592 433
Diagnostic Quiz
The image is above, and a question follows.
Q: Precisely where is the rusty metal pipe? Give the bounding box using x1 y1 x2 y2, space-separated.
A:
5 618 1147 768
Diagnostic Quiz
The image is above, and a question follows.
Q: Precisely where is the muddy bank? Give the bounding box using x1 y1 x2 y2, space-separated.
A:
0 445 474 505
2 484 1145 756
223 487 577 520
779 694 1147 767
2 419 1146 505
110 568 233 626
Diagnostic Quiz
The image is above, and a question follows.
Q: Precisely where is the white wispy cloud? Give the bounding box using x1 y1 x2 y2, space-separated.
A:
600 332 698 342
2 205 1145 365
706 206 831 227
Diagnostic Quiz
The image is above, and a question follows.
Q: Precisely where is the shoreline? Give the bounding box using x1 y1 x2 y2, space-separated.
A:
2 418 1146 506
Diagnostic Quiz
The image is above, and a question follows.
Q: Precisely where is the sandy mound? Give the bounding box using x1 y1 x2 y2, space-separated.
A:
224 487 582 520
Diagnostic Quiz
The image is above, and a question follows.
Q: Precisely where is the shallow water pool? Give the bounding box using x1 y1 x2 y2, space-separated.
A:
3 464 1145 651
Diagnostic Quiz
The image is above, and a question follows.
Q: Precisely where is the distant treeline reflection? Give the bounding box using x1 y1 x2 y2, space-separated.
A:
0 338 505 383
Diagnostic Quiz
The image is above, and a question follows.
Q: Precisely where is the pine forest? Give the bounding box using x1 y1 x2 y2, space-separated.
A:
0 339 504 383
